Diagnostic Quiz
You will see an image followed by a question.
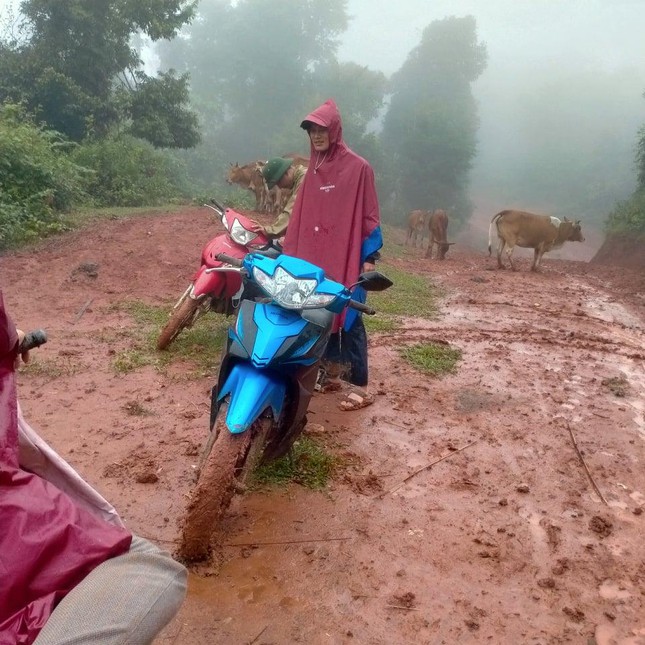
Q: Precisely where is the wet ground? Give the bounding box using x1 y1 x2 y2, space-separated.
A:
2 206 644 644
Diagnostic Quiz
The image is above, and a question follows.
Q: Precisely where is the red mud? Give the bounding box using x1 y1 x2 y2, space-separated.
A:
2 206 644 644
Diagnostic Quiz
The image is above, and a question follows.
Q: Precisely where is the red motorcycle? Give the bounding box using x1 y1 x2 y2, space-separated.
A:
156 200 272 350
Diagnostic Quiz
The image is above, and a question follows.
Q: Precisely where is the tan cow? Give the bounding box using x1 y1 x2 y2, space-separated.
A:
489 209 585 271
226 161 268 212
406 210 428 247
283 153 310 169
425 209 454 259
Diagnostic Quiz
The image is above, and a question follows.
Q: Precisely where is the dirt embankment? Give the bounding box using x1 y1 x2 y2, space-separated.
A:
1 206 644 645
591 232 645 272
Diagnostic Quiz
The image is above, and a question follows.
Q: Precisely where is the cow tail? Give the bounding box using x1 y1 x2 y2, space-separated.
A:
488 212 503 255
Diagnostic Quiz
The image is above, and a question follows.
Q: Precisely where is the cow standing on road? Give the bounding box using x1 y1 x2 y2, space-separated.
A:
489 209 585 271
425 209 454 259
406 210 428 247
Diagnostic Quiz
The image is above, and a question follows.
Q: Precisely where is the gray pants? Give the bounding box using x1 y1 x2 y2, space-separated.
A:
33 536 187 645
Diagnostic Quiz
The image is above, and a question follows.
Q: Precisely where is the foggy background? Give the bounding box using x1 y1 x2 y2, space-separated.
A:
2 0 644 257
337 0 645 254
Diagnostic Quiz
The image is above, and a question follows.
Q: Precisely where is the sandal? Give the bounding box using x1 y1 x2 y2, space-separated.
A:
338 390 375 411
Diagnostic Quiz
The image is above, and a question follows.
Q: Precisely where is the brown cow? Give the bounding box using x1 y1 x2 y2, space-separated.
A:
425 209 454 259
488 209 585 271
226 161 267 212
283 152 310 169
406 210 428 247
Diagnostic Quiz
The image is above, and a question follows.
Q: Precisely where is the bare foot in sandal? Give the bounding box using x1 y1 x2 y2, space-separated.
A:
338 388 374 411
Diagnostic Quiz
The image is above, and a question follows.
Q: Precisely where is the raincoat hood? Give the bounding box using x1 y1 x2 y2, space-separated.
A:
300 98 345 161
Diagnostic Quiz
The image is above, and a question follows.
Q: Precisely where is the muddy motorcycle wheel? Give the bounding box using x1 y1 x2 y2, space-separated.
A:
176 402 270 564
156 293 205 350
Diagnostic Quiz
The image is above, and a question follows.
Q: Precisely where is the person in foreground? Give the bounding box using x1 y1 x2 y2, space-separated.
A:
282 98 383 411
253 156 306 239
0 291 187 645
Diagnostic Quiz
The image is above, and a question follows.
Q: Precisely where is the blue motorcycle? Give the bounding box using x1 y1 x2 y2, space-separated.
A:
178 251 392 563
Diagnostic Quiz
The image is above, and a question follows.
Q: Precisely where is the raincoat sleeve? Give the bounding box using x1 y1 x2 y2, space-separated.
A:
0 291 132 645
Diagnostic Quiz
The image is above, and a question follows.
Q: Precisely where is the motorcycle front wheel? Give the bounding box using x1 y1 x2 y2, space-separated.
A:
156 292 205 350
176 402 270 564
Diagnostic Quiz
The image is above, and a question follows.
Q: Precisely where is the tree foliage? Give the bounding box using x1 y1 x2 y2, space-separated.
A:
636 123 645 190
381 16 487 227
0 103 87 249
605 113 645 234
156 0 353 161
0 0 199 147
71 133 191 207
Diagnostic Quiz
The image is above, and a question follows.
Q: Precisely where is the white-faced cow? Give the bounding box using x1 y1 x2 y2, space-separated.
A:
488 209 585 271
425 209 454 259
406 210 428 247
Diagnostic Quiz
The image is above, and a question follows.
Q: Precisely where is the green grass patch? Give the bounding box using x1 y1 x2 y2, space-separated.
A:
113 349 152 374
252 436 337 490
401 342 461 376
363 315 399 333
109 300 228 375
65 203 189 230
364 262 439 334
20 358 78 379
379 224 407 259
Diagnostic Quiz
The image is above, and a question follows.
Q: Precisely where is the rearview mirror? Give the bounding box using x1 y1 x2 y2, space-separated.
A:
356 271 393 292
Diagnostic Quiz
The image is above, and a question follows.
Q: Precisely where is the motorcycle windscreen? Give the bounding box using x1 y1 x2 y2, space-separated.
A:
217 362 286 434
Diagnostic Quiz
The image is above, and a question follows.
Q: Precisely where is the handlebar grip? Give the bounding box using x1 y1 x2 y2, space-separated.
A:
20 329 47 351
215 253 244 267
349 300 376 315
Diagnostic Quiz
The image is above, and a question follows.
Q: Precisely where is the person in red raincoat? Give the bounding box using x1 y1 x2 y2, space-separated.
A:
283 98 383 410
0 291 186 645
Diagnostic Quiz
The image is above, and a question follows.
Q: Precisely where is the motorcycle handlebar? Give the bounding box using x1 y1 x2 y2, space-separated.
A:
349 300 376 315
216 253 244 267
20 329 48 351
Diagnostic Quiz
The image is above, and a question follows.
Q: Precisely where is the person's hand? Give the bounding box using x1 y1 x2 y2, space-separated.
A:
249 221 266 235
15 329 30 367
362 262 376 273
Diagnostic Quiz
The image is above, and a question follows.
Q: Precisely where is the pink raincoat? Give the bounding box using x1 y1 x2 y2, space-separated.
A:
283 99 383 331
0 292 132 644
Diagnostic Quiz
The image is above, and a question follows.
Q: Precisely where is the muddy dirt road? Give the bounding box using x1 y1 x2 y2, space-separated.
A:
2 206 644 644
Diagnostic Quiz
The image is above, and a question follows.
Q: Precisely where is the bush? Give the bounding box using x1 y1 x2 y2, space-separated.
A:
71 134 192 207
605 189 645 234
0 103 87 249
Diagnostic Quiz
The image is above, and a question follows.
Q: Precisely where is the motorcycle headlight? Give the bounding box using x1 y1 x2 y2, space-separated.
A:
229 219 259 246
252 266 336 309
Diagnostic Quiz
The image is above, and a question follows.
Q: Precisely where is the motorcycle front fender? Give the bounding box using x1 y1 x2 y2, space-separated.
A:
217 362 286 434
191 266 228 299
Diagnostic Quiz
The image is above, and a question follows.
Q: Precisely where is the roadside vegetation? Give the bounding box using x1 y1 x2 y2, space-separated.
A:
606 124 645 235
251 436 338 490
109 300 229 376
364 259 439 334
401 342 462 376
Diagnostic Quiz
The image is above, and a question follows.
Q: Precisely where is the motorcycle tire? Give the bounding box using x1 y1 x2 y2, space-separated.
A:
156 295 203 350
176 402 269 564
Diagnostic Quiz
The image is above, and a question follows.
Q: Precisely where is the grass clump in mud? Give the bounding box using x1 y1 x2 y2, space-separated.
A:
401 342 461 376
252 436 337 490
20 357 78 380
363 263 439 334
109 300 227 375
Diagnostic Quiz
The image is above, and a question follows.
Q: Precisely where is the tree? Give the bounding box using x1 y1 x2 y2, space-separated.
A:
381 16 487 227
124 70 200 149
0 0 199 147
156 0 349 162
